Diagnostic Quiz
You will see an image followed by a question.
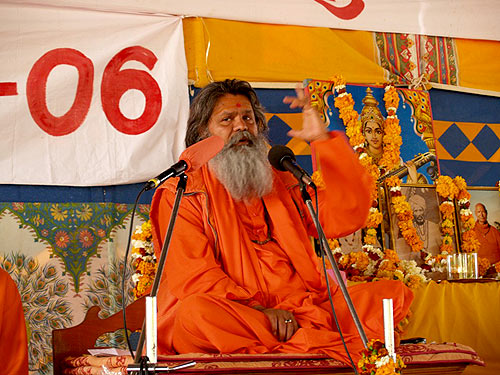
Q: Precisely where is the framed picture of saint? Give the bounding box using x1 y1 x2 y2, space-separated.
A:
465 187 500 264
386 184 458 263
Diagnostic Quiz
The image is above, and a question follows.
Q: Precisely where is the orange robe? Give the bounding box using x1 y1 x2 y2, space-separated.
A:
150 132 413 364
0 268 29 375
474 222 500 264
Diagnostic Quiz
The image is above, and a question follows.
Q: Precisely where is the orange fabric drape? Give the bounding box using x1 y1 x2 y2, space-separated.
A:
0 268 29 375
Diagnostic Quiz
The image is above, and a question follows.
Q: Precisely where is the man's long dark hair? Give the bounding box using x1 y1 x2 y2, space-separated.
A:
185 79 268 147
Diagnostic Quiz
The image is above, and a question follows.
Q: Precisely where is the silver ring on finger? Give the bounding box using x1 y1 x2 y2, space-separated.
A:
284 319 292 324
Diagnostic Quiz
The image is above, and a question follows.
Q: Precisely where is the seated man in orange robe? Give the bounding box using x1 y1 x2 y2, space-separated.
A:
0 267 29 375
474 203 500 264
150 79 413 365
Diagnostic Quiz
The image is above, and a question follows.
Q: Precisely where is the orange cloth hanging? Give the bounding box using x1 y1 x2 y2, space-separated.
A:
0 268 29 375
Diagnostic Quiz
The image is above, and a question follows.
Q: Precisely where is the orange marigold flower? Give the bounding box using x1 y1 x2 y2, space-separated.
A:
384 249 400 262
436 175 458 200
495 262 500 273
440 243 454 254
386 175 402 188
478 257 491 276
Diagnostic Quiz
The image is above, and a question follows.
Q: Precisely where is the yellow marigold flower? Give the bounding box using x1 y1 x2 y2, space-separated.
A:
453 176 467 191
330 75 346 87
364 232 377 245
365 209 383 227
441 219 454 228
311 171 326 190
339 254 351 268
406 275 424 289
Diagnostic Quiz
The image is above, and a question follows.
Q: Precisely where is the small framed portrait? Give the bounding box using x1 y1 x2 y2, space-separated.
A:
466 187 500 263
468 187 500 230
386 183 458 263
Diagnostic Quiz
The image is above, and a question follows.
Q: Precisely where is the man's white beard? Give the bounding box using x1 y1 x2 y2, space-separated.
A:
209 131 273 201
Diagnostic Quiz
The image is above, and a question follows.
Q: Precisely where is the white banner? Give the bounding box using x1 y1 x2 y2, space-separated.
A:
0 4 189 186
5 0 500 41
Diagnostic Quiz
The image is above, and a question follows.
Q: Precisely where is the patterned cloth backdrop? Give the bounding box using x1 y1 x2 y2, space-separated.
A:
430 89 500 186
0 202 150 374
376 33 458 86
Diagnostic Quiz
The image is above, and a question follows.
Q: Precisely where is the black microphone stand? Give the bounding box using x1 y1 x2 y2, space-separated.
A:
299 182 368 349
128 174 196 374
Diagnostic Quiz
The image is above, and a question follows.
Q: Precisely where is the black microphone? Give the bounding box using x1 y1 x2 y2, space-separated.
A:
144 160 188 191
268 145 316 189
144 135 224 191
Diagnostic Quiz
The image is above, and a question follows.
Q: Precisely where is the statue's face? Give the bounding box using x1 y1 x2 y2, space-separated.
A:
363 120 383 151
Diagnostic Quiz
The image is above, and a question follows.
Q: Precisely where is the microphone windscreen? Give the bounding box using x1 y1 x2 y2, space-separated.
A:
268 145 296 171
179 135 225 171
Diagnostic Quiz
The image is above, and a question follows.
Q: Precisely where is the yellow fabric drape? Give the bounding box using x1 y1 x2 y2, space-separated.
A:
183 17 500 94
183 17 385 87
456 38 500 93
404 281 500 375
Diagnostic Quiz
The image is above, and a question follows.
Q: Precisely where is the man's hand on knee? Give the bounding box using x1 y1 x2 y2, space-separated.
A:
255 306 299 342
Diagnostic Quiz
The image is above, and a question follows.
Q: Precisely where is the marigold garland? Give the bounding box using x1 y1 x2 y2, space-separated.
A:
379 85 403 172
327 243 427 289
435 175 480 254
131 220 156 298
453 176 480 253
385 176 423 253
435 176 458 258
358 339 405 375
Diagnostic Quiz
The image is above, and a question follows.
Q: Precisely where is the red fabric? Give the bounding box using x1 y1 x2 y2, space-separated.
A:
0 268 29 375
150 132 413 364
474 222 500 264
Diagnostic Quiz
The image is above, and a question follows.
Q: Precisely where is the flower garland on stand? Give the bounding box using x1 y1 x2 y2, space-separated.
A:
358 339 405 375
433 175 458 271
454 176 481 253
385 176 423 253
430 175 481 274
131 220 157 298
